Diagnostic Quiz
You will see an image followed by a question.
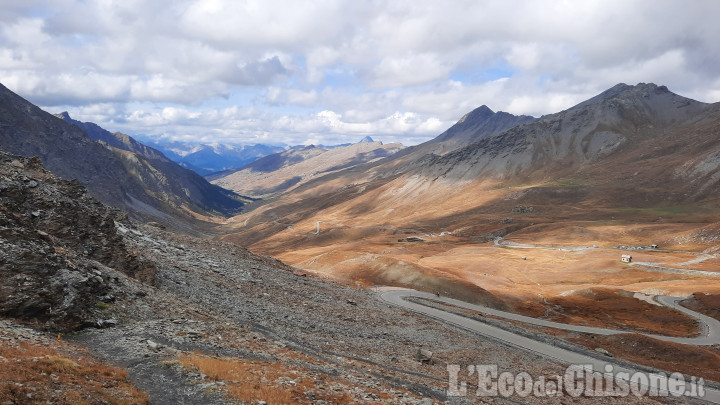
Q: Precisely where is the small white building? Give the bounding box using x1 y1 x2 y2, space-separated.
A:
621 254 632 263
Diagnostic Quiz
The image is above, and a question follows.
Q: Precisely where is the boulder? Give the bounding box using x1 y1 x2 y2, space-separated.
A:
415 348 433 364
594 347 612 357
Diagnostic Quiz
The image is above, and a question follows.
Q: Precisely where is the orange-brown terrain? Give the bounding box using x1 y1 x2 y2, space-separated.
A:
219 84 720 385
566 334 720 383
222 175 720 335
0 320 149 404
682 293 720 322
408 296 720 383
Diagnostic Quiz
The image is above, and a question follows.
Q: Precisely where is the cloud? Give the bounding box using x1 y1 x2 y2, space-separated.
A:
367 53 453 88
264 87 319 106
1 0 720 146
229 56 290 85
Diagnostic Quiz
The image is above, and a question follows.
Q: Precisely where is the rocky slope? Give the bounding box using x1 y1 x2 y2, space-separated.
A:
0 151 153 331
402 105 536 158
0 151 555 404
0 83 243 224
420 83 714 184
78 221 672 405
369 105 537 179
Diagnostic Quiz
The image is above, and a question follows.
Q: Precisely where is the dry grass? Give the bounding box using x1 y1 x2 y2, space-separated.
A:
567 334 720 383
681 293 720 322
179 352 373 404
0 341 149 404
416 297 720 385
537 288 700 337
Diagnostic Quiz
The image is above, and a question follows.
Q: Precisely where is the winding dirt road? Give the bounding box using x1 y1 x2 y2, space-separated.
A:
379 288 720 403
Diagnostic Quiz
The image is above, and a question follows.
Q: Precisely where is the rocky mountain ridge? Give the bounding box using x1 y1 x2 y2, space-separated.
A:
376 105 537 177
54 111 168 160
55 111 247 219
222 83 720 287
419 83 713 183
0 83 244 225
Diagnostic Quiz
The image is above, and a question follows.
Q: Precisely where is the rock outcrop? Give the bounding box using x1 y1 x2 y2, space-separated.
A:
0 151 154 331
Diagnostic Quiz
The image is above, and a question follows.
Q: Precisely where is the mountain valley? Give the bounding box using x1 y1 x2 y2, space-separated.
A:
216 84 720 393
2 82 720 404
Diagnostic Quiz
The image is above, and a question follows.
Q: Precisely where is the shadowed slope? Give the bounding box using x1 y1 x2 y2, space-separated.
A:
0 83 243 224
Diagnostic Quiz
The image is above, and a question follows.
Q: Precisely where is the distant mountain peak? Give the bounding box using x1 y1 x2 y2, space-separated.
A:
358 136 375 143
56 111 71 120
565 82 699 120
426 104 536 149
458 105 494 124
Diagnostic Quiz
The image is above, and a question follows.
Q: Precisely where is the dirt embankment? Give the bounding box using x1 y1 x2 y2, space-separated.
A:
513 288 700 338
681 293 720 322
0 319 149 404
567 333 720 383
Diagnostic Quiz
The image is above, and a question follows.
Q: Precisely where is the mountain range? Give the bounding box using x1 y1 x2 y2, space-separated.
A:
0 83 244 227
143 138 383 176
140 141 286 175
3 81 720 401
220 83 720 296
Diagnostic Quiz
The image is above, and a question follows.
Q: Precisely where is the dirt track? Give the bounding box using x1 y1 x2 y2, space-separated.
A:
380 289 720 404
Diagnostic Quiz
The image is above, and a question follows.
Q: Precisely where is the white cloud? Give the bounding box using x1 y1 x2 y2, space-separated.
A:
1 0 719 146
265 87 319 106
368 53 453 88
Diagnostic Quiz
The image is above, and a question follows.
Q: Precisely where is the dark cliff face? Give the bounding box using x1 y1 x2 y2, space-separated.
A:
0 151 155 331
0 83 244 223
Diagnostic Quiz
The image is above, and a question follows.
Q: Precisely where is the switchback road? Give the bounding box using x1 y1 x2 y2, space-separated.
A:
378 288 720 403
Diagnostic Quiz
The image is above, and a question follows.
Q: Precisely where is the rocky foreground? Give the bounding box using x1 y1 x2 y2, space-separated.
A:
1 152 687 404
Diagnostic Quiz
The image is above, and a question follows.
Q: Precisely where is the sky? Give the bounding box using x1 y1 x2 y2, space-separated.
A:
2 0 720 146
